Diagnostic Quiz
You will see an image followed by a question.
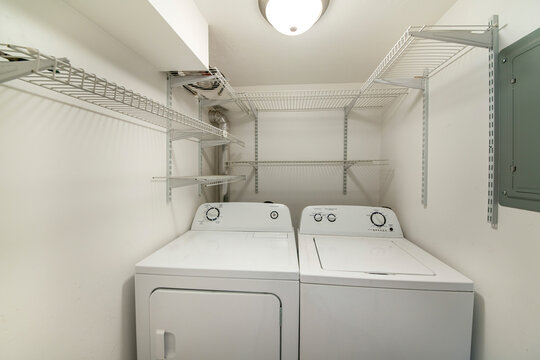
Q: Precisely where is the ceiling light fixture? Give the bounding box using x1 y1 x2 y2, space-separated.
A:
259 0 330 36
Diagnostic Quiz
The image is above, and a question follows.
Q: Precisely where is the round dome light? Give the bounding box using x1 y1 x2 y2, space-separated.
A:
259 0 330 36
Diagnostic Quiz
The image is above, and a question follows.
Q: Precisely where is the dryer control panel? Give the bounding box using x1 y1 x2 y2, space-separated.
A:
192 202 293 232
299 205 403 237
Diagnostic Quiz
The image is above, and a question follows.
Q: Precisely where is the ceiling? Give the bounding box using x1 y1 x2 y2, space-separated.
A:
193 0 457 86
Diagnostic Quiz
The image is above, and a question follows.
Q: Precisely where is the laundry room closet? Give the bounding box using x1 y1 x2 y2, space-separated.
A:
1 1 540 360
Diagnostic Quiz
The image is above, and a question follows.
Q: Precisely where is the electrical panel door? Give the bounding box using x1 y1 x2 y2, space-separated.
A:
499 27 540 212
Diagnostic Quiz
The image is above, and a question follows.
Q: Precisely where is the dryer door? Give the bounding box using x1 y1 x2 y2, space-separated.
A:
149 289 281 360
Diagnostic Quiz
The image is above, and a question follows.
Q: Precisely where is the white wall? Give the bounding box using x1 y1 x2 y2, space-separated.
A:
380 1 540 359
0 0 214 359
228 85 385 226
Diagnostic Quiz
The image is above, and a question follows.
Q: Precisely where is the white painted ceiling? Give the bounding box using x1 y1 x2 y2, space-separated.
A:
194 0 457 86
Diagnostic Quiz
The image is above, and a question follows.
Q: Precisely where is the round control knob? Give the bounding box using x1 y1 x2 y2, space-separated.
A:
370 212 386 227
270 211 279 219
205 207 220 221
327 213 336 222
314 213 323 222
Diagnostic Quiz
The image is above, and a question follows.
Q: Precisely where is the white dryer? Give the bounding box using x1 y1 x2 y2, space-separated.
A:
298 205 474 360
135 202 299 360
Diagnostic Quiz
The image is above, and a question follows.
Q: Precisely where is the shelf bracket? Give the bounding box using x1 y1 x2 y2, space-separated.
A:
200 139 230 148
200 98 235 108
169 74 218 88
343 109 349 195
487 15 499 228
409 29 493 49
374 77 425 90
421 70 429 208
0 58 55 83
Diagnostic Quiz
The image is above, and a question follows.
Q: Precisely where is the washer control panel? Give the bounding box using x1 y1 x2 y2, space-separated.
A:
299 205 403 237
192 202 293 232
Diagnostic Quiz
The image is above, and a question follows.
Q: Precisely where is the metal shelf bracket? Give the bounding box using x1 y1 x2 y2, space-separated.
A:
409 29 493 49
0 57 56 83
169 74 217 88
374 78 425 90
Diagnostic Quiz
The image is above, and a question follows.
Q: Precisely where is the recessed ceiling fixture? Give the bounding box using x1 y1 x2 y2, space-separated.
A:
259 0 330 36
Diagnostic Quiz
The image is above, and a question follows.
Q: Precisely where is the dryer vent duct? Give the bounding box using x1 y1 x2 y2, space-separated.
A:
209 109 230 202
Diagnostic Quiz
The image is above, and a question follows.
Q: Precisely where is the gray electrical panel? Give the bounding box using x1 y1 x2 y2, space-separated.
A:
498 28 540 212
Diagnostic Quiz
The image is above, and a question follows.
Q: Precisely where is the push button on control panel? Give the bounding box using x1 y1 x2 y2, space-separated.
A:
314 213 323 222
270 211 279 219
327 213 336 222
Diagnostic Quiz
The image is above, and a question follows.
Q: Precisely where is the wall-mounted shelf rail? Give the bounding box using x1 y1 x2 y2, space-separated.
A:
0 44 243 145
238 88 407 112
153 175 246 188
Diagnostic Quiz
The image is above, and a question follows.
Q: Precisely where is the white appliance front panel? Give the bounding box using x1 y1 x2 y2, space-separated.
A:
315 236 434 275
192 202 293 232
150 289 281 360
136 230 298 279
300 283 473 360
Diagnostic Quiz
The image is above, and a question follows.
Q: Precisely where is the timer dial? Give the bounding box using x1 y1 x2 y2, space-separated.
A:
205 207 220 221
370 212 386 227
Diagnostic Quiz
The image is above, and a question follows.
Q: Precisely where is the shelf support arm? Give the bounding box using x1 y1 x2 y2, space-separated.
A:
0 58 55 83
409 29 493 49
374 77 425 90
169 74 218 88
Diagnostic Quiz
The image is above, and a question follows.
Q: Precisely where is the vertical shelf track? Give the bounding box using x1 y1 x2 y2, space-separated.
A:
254 113 259 194
488 15 499 228
422 70 429 208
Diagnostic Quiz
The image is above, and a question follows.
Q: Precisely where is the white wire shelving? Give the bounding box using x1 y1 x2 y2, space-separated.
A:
238 88 407 112
0 44 244 146
358 19 498 225
153 175 246 188
361 23 495 93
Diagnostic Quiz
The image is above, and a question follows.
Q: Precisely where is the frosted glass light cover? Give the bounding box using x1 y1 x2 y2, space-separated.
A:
265 0 323 36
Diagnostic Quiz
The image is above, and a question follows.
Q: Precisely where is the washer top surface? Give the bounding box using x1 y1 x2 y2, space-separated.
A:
315 236 434 276
298 205 473 291
137 230 298 280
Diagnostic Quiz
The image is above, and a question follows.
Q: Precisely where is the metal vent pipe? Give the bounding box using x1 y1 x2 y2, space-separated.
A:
209 109 230 202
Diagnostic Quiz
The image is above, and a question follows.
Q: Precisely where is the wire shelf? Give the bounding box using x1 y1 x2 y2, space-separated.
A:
0 44 244 146
238 88 407 111
226 160 389 167
153 175 246 188
361 24 494 93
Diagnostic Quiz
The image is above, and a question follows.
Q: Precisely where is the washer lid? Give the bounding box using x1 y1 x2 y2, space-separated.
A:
315 237 434 276
136 230 299 280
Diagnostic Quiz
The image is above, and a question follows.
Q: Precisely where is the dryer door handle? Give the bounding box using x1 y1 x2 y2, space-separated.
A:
155 329 165 360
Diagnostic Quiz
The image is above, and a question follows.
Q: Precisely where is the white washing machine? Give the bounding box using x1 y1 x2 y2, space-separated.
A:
135 202 299 360
298 205 474 360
